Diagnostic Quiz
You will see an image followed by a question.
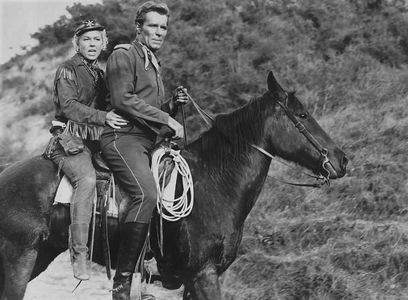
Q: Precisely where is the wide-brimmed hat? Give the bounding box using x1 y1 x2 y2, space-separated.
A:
74 20 104 36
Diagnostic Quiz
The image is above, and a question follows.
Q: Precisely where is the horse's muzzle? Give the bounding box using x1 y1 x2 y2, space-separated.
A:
326 151 348 179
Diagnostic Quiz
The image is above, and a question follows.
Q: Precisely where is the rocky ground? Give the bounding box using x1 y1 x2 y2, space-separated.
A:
24 251 183 300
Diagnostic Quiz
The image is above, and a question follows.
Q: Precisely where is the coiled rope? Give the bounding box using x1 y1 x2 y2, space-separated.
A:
151 144 194 222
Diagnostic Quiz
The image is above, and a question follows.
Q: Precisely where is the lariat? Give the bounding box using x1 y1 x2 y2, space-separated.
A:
152 145 194 222
151 142 194 256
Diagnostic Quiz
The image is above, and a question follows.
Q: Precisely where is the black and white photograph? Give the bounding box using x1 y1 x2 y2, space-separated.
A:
0 0 407 299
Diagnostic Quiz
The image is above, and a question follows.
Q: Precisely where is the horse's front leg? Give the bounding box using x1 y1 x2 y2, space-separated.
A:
187 264 221 300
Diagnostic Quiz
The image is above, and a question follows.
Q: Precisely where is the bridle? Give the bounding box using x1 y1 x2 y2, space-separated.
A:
270 92 334 186
182 90 334 188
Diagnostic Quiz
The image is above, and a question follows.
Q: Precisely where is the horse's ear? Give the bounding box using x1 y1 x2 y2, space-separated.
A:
267 71 284 93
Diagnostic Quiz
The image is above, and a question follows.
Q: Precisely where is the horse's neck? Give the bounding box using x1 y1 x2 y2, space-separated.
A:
188 96 273 220
233 147 272 219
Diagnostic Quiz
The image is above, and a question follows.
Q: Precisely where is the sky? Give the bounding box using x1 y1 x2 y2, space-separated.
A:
0 0 101 64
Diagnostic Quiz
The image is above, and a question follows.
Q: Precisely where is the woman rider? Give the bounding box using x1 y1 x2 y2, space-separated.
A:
49 20 127 281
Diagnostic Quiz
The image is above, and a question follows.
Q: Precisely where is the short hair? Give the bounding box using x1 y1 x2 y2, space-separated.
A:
134 1 170 26
72 30 108 52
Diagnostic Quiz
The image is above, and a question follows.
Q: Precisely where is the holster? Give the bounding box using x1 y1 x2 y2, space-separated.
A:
43 125 84 158
43 136 59 159
58 133 84 156
43 127 64 159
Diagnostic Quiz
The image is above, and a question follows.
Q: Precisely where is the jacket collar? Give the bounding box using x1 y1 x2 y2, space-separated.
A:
71 53 85 66
71 53 100 68
132 40 145 58
132 40 160 72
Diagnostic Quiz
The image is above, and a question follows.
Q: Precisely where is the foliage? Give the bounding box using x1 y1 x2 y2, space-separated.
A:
28 0 408 116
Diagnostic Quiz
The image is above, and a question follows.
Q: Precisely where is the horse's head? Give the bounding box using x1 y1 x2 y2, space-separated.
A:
265 71 347 179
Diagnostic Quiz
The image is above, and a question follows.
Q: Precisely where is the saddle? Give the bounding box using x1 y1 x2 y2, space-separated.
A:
53 149 180 279
53 150 177 217
53 152 117 216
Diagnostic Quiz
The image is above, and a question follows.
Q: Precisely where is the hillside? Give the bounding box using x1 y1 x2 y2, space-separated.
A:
0 44 73 166
2 0 408 299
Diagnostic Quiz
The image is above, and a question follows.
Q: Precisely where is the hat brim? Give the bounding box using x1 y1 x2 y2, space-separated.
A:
75 25 105 36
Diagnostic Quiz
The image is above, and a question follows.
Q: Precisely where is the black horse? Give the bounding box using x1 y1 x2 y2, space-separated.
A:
0 72 347 300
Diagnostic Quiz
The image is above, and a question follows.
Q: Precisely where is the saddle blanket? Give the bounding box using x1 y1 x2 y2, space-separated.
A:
54 175 119 217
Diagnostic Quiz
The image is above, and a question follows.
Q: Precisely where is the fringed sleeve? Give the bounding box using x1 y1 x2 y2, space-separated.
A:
65 120 104 140
53 64 107 140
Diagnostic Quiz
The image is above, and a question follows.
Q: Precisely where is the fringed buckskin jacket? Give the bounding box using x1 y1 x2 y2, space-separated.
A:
53 53 107 140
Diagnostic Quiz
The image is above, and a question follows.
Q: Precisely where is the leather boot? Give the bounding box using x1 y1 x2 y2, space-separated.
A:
112 222 155 300
70 223 90 281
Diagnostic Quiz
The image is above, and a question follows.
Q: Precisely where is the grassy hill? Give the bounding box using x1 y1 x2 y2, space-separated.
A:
1 0 408 299
0 44 73 166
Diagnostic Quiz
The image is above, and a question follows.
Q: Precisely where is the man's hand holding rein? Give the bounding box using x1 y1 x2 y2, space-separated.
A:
172 86 189 106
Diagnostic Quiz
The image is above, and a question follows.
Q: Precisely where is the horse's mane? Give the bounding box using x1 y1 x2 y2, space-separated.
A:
198 93 276 168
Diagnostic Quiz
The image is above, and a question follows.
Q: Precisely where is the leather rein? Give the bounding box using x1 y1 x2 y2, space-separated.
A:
182 91 332 188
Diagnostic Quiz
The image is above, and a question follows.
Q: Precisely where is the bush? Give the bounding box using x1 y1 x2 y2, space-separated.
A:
2 76 26 90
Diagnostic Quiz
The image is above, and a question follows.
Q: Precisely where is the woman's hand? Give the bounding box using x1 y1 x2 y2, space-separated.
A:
167 117 184 139
105 111 128 129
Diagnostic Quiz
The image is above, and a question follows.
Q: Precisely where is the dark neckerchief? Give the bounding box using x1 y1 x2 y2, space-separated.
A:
79 54 102 88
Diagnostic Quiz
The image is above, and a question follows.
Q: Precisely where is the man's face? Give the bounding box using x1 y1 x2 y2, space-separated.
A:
139 11 168 52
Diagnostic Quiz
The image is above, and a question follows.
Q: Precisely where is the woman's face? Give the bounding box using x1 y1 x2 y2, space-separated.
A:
138 11 168 52
77 30 103 61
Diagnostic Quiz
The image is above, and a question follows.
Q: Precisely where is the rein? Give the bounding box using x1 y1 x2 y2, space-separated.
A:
250 144 326 188
183 91 330 188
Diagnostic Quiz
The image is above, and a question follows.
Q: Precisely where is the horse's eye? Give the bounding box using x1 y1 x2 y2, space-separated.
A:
298 113 308 119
